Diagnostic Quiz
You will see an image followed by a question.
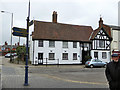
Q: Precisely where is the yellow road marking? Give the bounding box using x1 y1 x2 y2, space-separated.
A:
40 74 108 85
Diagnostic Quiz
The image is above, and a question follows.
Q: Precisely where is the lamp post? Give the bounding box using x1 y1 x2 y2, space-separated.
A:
1 11 13 62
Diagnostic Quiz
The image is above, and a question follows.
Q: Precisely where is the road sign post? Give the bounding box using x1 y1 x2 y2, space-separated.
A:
24 0 30 86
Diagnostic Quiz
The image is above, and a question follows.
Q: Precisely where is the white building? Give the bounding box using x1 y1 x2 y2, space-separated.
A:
118 1 120 26
30 12 112 65
109 26 120 51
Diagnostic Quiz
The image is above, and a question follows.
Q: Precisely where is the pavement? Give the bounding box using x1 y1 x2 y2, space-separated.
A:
1 56 109 89
0 56 2 90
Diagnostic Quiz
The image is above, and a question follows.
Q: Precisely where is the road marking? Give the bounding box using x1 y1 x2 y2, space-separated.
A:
40 74 108 85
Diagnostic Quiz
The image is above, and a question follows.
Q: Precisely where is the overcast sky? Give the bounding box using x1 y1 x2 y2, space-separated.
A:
0 0 120 45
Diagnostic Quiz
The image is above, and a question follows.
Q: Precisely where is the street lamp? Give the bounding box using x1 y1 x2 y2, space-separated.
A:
1 11 13 62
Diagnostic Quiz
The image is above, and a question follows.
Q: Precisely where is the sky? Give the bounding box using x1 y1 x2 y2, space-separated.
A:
0 0 120 45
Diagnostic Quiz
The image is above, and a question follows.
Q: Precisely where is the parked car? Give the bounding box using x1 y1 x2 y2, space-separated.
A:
85 59 106 68
5 53 17 58
5 53 13 58
12 53 17 56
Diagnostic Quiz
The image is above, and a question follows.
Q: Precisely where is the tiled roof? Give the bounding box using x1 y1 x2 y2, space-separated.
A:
32 20 93 42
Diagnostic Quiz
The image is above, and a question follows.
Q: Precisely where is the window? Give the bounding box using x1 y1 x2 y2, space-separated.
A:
73 53 77 60
62 53 68 60
84 43 87 48
99 40 104 48
113 41 117 49
49 41 55 47
102 52 107 59
63 41 68 48
94 52 98 59
49 53 55 60
38 40 43 47
73 42 77 48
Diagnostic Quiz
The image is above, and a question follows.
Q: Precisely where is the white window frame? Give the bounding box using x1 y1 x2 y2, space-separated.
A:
73 53 77 60
102 52 107 59
73 42 77 48
49 41 55 47
62 53 68 60
63 41 68 48
38 40 43 47
49 53 55 60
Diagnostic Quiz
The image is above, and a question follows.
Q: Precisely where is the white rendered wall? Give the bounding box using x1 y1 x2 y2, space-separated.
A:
32 40 82 64
30 35 33 64
118 31 120 50
91 50 111 63
111 29 119 51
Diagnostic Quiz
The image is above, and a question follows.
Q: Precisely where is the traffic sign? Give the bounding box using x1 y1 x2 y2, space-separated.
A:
12 32 27 37
13 27 27 33
12 27 27 37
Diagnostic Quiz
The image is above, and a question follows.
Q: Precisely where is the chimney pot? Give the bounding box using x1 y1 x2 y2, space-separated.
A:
5 41 8 45
52 11 57 23
99 17 103 27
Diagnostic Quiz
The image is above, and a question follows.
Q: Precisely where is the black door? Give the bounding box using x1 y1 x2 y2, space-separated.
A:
82 50 90 64
38 53 43 65
94 52 98 59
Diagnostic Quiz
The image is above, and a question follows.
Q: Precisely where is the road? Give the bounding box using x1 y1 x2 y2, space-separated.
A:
1 56 109 89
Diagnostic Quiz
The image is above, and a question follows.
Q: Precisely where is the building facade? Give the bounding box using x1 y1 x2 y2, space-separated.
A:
109 26 120 51
90 18 112 62
30 12 112 65
30 40 83 64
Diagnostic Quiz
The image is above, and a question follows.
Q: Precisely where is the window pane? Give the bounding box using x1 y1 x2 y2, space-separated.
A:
99 40 104 48
49 41 55 47
102 52 107 59
73 53 77 60
63 41 68 48
62 53 68 60
94 52 98 58
73 42 77 48
49 53 55 60
84 43 87 48
38 40 43 47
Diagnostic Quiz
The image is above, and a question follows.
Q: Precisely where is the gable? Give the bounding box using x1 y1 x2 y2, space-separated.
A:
94 28 110 40
91 24 112 41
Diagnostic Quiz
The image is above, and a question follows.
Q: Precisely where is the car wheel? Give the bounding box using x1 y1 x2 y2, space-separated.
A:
90 65 94 68
103 64 106 68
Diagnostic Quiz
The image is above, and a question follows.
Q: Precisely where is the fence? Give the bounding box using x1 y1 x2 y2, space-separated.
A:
34 58 60 67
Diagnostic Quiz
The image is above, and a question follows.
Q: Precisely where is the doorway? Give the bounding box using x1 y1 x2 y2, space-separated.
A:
38 53 43 65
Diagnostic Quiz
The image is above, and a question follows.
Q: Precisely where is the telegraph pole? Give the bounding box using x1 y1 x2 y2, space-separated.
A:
24 0 30 86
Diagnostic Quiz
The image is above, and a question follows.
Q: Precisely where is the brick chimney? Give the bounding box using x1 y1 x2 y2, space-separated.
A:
99 17 103 27
5 41 8 45
52 11 57 23
17 42 19 46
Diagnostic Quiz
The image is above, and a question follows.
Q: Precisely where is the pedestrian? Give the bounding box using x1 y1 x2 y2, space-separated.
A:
105 54 120 90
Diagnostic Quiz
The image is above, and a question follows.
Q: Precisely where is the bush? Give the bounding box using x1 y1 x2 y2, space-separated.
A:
84 55 92 63
16 46 26 61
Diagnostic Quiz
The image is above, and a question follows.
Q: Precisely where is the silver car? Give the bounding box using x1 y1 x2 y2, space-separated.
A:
5 53 14 58
85 59 106 68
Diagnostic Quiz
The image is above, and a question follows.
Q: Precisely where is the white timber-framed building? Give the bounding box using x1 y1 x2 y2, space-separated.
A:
30 11 113 65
